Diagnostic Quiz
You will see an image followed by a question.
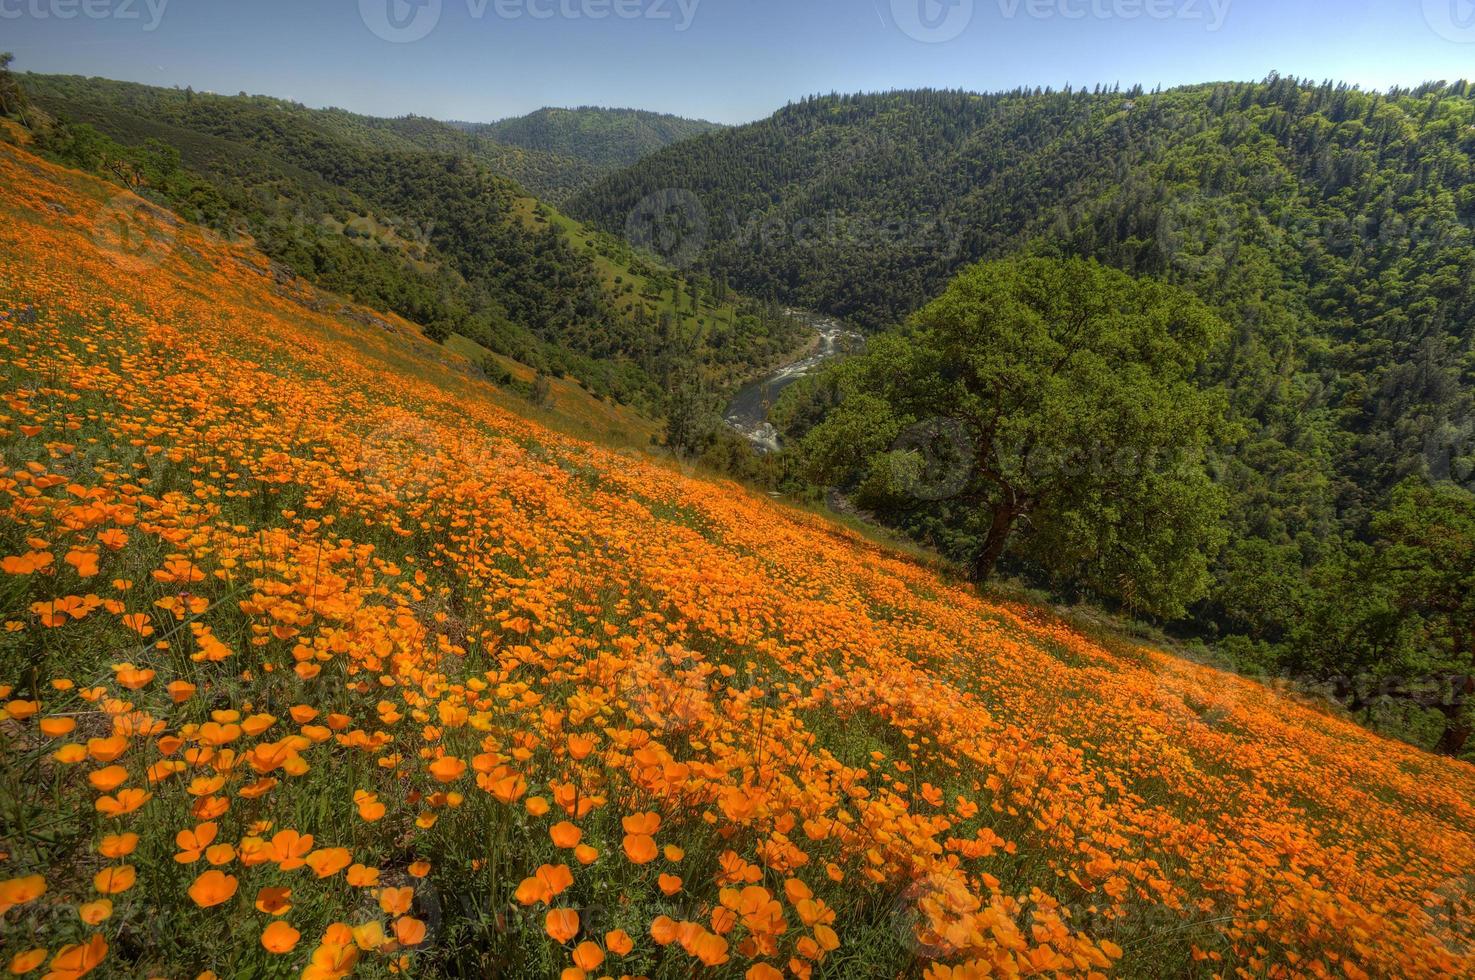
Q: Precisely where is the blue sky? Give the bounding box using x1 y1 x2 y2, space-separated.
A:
3 0 1474 124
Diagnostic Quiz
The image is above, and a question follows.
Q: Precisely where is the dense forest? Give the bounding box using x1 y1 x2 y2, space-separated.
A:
577 80 1475 755
471 106 722 177
12 71 803 416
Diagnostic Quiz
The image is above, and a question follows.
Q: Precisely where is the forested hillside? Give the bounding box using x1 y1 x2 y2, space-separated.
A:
577 80 1475 754
14 72 804 416
474 106 721 174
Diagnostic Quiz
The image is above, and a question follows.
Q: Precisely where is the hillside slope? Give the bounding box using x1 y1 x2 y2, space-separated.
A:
1 142 1474 978
474 107 722 173
20 73 805 412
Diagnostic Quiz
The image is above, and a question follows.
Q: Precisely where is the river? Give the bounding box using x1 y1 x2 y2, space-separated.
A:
724 310 864 453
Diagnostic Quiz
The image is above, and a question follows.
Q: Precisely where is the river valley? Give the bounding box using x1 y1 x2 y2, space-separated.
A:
724 311 864 452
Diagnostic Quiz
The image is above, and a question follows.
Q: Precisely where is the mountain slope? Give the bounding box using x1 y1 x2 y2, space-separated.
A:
2 139 1475 979
20 72 805 414
475 106 722 173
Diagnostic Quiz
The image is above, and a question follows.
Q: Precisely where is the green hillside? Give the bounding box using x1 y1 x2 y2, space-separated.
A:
475 106 722 173
575 80 1475 752
19 72 804 418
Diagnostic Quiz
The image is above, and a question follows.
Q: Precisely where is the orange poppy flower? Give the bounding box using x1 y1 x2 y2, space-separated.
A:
605 929 634 956
98 833 139 859
86 736 128 762
255 887 292 915
95 788 151 818
621 812 661 835
92 866 136 895
545 908 580 944
188 870 238 908
7 951 47 975
0 875 46 913
379 887 415 916
204 844 236 866
87 766 129 793
488 773 526 804
350 922 386 951
260 921 300 954
428 756 467 783
4 700 40 720
571 941 604 971
79 899 113 925
39 717 76 737
549 821 582 848
566 734 596 760
269 830 314 870
393 916 427 946
47 935 108 978
113 665 155 690
650 916 680 946
622 834 658 865
305 847 352 879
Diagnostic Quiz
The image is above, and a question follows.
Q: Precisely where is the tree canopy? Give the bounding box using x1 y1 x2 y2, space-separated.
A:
803 257 1229 619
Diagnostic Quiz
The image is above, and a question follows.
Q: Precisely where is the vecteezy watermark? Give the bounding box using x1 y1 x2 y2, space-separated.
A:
885 0 1229 42
1425 0 1475 43
624 189 708 269
359 0 700 42
359 0 442 42
726 209 970 262
88 192 178 273
1424 411 1475 492
1426 874 1475 954
357 414 446 503
0 0 169 30
889 418 977 501
889 0 976 43
997 0 1231 30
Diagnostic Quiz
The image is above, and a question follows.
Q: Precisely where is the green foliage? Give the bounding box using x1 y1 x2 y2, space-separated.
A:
1281 480 1475 755
17 73 800 417
473 107 721 190
0 53 22 118
801 257 1229 619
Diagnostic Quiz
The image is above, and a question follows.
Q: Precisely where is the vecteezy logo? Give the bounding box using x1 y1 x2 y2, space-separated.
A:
357 414 445 502
1425 0 1475 42
890 0 973 42
1426 874 1475 954
360 0 442 43
89 192 177 273
889 418 975 501
624 189 708 270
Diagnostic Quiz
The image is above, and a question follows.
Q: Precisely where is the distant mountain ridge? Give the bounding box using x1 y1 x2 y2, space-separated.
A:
472 106 723 173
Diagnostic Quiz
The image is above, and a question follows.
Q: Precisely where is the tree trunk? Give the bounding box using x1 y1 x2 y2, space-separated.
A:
971 503 1017 583
1434 675 1474 757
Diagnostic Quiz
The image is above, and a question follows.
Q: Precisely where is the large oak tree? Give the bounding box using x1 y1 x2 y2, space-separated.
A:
803 257 1230 619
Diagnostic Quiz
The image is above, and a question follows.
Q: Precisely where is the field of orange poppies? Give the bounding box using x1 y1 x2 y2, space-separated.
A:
1 139 1473 979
